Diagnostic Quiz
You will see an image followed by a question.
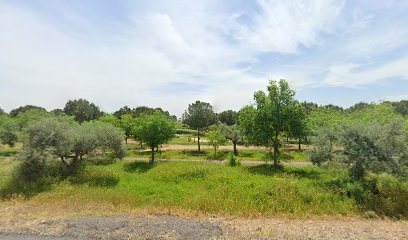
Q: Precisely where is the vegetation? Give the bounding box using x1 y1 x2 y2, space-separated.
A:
1 82 408 219
182 101 216 152
132 113 176 162
239 80 304 165
206 130 226 159
63 99 102 123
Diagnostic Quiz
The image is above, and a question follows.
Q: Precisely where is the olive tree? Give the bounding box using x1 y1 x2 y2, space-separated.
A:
132 113 176 163
239 80 302 166
182 101 216 151
218 123 242 156
25 118 126 174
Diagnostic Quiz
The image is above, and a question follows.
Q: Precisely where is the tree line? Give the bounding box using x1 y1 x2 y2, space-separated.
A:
1 80 408 182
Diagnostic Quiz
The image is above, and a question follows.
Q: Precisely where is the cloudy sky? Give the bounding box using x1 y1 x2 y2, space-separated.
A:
1 0 407 116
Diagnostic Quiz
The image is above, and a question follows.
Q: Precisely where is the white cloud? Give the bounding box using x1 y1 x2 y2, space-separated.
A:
323 57 408 87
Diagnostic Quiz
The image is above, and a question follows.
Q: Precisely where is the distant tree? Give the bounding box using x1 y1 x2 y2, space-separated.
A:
182 101 216 152
387 100 408 116
207 130 226 159
50 108 65 116
321 104 343 111
218 123 242 156
301 101 318 115
120 114 136 144
98 114 121 128
239 80 302 166
63 99 102 123
9 105 46 117
132 113 176 163
347 102 371 112
0 107 6 116
14 109 51 129
113 106 133 118
0 118 19 147
218 110 237 126
288 106 308 150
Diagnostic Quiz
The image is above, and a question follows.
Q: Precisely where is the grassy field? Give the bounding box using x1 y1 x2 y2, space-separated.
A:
128 148 309 162
0 158 357 217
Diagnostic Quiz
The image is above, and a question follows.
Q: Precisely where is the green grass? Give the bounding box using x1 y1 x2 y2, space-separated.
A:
128 149 310 162
0 159 358 217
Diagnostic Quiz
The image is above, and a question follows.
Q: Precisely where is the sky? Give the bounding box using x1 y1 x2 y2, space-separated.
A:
1 0 408 117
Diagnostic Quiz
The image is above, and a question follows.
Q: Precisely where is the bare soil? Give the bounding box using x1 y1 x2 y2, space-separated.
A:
0 214 406 240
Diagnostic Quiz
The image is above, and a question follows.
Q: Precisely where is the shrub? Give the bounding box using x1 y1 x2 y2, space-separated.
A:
227 152 240 167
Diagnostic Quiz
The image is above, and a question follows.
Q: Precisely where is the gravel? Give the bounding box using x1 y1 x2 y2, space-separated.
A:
0 215 407 240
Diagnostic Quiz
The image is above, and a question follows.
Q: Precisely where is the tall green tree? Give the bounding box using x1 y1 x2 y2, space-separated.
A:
132 113 176 163
239 80 302 166
120 114 136 144
288 106 308 150
182 101 216 152
0 118 19 147
218 110 237 126
63 99 102 123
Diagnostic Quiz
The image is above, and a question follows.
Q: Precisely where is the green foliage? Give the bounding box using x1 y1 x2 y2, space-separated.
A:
63 99 102 123
309 128 337 166
9 105 46 118
14 109 51 128
25 118 126 174
120 114 136 140
227 152 240 166
182 101 216 151
239 80 303 165
206 130 226 159
0 118 19 147
132 113 176 162
218 123 242 155
97 114 120 128
218 110 237 126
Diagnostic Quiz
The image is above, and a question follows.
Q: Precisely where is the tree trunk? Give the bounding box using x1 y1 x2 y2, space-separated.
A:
233 141 238 156
197 128 201 152
273 133 279 166
125 137 128 144
67 156 78 175
298 138 301 151
214 147 217 159
151 147 155 163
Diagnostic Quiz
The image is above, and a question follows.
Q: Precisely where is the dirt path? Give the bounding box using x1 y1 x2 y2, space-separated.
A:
132 144 312 152
0 215 406 240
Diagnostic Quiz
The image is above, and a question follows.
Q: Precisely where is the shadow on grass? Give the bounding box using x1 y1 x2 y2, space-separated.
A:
124 161 155 173
246 164 321 179
0 149 19 157
70 174 119 187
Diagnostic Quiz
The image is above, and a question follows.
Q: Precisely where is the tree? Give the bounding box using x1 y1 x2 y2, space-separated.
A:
98 114 120 128
218 110 237 126
0 107 6 116
113 106 133 118
0 118 19 147
9 105 46 117
207 130 226 159
288 106 307 150
132 113 176 163
182 101 216 151
239 80 302 166
218 123 242 156
63 99 102 123
120 114 136 144
25 118 125 174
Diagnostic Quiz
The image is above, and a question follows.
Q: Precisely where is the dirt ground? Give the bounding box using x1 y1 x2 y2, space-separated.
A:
0 213 407 240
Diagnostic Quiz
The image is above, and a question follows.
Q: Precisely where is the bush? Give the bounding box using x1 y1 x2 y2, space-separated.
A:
227 152 240 167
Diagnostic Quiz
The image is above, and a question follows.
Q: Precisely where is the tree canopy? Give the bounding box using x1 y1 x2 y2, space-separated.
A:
63 99 102 123
218 110 237 126
132 113 176 162
182 101 216 151
239 79 303 165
